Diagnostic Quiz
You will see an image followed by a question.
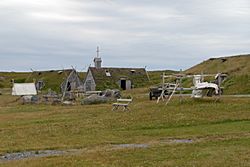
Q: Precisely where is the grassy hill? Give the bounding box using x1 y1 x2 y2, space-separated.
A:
186 54 250 75
185 54 250 94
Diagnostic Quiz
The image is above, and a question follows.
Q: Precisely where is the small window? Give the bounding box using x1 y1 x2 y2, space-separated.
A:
105 70 111 77
130 70 136 74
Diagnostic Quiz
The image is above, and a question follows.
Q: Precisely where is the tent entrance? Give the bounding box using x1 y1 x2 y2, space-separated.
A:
67 82 71 91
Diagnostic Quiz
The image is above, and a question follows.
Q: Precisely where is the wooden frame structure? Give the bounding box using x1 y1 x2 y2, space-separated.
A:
156 72 227 105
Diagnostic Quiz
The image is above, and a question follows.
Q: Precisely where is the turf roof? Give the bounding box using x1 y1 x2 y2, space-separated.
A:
88 67 149 90
25 69 74 92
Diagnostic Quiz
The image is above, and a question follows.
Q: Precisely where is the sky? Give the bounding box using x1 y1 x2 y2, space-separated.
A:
0 0 249 71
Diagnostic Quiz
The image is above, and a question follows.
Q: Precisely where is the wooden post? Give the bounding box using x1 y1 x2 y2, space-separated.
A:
157 72 165 104
145 66 150 82
218 73 222 97
179 69 182 103
179 78 182 103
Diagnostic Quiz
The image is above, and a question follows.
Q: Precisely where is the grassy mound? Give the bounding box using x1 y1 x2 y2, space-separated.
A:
185 54 250 94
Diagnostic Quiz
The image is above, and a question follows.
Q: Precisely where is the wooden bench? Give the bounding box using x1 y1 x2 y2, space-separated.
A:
112 98 133 111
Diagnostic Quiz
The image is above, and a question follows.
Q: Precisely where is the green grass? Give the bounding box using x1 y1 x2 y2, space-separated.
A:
223 74 250 94
0 88 250 166
0 72 30 88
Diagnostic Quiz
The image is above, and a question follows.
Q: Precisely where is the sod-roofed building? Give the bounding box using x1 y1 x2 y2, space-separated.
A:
83 57 149 91
26 69 84 93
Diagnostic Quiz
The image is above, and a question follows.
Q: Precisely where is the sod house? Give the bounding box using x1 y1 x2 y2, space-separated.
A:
83 57 149 91
26 69 84 93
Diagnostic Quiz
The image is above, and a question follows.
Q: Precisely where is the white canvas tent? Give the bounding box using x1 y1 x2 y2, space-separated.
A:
12 83 37 96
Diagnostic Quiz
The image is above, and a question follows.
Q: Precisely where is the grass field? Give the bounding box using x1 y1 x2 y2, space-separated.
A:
0 88 250 166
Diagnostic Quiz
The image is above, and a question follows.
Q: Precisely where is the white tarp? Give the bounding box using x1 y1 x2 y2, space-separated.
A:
12 83 37 96
195 82 219 94
191 82 219 98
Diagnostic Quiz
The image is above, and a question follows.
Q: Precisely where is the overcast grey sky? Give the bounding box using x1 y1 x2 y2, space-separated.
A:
0 0 249 71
